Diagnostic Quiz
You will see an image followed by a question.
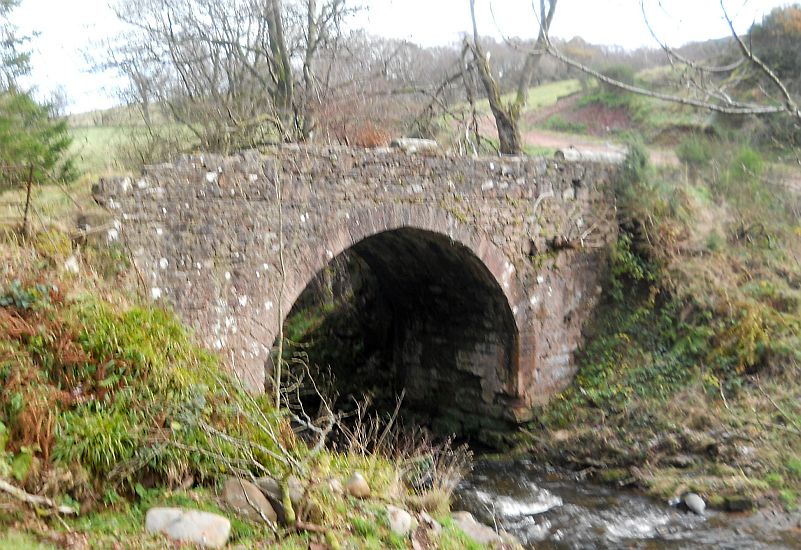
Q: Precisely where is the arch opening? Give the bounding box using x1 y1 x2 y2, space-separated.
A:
277 227 520 441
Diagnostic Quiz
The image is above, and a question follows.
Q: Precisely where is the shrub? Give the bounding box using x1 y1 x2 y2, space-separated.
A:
0 278 291 489
730 146 764 180
53 406 140 476
751 5 801 92
543 115 586 133
676 135 713 166
788 457 801 479
620 135 649 186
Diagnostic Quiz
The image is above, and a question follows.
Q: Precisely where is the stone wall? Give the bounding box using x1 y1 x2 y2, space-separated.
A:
93 145 619 428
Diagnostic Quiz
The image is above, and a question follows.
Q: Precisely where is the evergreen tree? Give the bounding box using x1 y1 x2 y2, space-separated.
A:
0 0 75 188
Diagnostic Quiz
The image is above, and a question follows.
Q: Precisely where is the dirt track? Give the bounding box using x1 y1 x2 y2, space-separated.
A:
522 127 680 167
476 112 679 166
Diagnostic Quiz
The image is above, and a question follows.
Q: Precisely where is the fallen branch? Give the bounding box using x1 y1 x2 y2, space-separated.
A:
0 478 77 515
295 519 328 533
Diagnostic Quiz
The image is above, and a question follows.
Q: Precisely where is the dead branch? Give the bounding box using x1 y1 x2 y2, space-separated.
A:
542 36 784 116
640 0 744 74
0 478 77 515
719 0 801 121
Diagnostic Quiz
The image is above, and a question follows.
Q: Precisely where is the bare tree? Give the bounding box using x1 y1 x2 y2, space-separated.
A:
450 0 801 157
106 0 358 152
464 0 557 154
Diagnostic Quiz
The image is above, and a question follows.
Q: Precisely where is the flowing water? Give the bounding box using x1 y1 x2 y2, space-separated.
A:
454 459 801 549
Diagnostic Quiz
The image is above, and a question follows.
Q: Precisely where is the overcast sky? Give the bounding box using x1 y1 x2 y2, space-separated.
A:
11 0 789 114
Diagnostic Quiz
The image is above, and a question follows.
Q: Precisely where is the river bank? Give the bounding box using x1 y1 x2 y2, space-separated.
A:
456 458 801 549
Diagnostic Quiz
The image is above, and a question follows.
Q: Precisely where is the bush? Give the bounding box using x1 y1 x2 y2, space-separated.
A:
543 115 586 133
676 135 713 166
621 135 649 185
751 6 801 93
730 146 764 180
0 278 291 490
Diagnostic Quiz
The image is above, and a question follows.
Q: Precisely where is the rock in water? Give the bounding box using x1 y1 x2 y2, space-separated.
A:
386 505 414 537
724 495 753 512
145 507 231 548
346 472 371 498
451 510 519 546
684 493 706 515
223 477 277 522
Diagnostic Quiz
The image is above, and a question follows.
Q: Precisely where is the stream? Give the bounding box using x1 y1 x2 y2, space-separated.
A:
454 459 801 549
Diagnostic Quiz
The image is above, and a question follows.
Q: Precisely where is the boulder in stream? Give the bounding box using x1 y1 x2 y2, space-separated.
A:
683 492 706 515
452 510 520 547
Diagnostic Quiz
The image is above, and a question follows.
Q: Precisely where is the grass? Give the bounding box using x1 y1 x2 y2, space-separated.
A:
69 124 197 176
524 135 801 510
470 78 583 116
542 114 587 133
69 126 133 176
0 225 480 548
0 532 55 550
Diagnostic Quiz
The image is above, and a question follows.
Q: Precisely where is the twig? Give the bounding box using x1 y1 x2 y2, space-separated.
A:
720 0 801 121
274 163 285 410
0 478 77 515
295 520 328 533
541 36 785 116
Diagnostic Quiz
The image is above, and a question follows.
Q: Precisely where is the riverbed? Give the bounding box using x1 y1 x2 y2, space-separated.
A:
454 459 801 549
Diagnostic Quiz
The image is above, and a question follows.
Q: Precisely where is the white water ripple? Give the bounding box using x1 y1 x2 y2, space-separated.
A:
474 484 563 517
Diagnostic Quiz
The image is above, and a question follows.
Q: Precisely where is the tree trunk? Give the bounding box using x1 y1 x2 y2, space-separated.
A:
467 0 557 155
493 107 523 154
301 0 318 140
468 41 523 154
265 0 295 135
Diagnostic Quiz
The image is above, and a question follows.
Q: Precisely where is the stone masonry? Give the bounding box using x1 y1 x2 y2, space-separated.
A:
93 145 620 428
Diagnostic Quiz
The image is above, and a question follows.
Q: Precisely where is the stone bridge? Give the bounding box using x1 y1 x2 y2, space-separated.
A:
93 145 620 432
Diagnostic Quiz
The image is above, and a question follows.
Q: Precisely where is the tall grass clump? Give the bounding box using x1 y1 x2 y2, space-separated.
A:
0 246 297 497
676 134 714 166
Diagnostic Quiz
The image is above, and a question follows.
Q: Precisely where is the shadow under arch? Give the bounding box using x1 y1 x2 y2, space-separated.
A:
278 205 525 437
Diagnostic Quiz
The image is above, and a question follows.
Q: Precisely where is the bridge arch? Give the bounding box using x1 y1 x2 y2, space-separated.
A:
277 204 528 431
93 147 619 433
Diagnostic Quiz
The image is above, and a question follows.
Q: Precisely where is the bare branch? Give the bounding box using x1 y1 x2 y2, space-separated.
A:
542 36 786 116
719 0 801 120
0 478 77 515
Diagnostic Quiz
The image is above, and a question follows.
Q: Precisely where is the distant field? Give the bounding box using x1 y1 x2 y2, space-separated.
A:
68 103 172 129
69 126 133 175
472 78 584 115
519 79 584 110
69 124 197 177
